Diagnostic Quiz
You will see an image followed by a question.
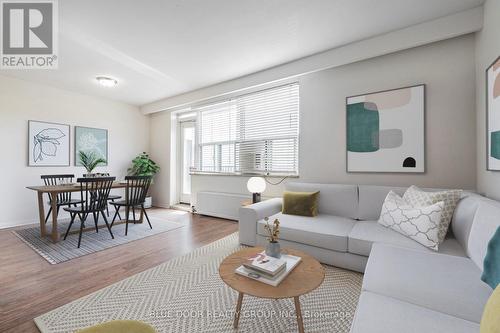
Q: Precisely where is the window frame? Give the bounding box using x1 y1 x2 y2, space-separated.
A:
192 83 300 177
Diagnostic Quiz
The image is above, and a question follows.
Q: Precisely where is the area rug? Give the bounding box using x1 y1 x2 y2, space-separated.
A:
13 216 183 264
34 233 363 333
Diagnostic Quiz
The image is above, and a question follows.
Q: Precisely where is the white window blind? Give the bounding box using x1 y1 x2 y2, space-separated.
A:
195 83 299 175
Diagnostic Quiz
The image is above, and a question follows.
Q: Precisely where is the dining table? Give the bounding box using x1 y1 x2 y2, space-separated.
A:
26 181 142 243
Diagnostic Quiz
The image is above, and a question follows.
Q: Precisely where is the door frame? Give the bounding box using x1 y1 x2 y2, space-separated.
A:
177 117 196 204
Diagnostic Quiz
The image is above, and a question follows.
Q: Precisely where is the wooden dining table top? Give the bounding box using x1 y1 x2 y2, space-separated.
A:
26 181 128 193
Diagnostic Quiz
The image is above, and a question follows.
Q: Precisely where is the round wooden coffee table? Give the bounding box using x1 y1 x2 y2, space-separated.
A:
219 247 325 333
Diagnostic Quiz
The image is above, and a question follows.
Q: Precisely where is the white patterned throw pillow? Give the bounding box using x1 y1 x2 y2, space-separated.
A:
403 185 462 243
378 191 444 250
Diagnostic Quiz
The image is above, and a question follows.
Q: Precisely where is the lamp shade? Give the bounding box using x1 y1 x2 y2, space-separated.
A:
247 177 266 193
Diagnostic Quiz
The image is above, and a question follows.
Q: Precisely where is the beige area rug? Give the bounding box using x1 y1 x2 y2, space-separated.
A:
34 233 363 333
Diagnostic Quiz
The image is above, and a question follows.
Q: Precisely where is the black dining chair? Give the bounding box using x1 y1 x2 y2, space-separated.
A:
41 174 84 224
63 177 116 248
110 176 153 236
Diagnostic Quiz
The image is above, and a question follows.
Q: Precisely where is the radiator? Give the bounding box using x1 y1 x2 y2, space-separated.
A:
196 191 250 220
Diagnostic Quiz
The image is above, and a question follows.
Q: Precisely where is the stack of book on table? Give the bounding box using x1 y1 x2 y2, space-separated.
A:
235 251 302 287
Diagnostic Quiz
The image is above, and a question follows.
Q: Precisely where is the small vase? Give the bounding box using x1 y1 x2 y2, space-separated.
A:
265 241 281 258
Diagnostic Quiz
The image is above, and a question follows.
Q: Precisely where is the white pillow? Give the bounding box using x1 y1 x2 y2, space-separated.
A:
378 191 444 251
403 185 462 243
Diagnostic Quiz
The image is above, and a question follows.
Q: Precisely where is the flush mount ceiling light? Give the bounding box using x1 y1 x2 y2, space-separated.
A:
96 76 118 87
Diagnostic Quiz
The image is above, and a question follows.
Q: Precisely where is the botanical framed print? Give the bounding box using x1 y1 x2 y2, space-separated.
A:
346 84 425 173
28 120 70 166
75 126 108 166
486 56 500 171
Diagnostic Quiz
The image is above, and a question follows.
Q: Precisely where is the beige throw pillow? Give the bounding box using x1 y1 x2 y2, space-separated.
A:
403 185 462 243
378 191 444 250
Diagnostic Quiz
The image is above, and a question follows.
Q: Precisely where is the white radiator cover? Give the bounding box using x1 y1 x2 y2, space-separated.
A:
196 191 250 220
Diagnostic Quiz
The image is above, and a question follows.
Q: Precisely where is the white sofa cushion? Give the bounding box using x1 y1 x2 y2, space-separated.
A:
350 291 480 333
285 182 358 219
403 185 462 243
363 243 493 323
451 193 481 251
357 185 407 220
348 221 467 257
378 191 443 250
468 199 500 271
257 212 356 252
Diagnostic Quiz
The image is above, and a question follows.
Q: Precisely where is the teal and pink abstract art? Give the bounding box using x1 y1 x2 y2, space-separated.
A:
346 85 425 173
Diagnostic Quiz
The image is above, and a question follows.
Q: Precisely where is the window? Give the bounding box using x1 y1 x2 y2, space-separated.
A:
194 83 299 175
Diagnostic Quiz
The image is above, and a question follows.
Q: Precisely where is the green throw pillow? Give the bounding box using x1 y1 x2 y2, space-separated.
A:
482 226 500 289
282 191 319 217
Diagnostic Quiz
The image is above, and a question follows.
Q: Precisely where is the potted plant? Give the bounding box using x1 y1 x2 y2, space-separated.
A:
263 217 281 258
128 152 160 208
78 151 107 177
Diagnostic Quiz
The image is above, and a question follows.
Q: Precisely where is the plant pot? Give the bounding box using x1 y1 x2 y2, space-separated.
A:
83 173 97 178
265 241 281 258
144 196 153 209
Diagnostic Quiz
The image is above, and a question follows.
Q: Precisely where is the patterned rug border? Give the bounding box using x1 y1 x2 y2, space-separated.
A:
13 217 184 265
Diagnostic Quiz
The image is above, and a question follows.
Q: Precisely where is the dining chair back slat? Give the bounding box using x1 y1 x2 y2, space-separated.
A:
77 177 115 212
125 176 152 206
41 174 75 203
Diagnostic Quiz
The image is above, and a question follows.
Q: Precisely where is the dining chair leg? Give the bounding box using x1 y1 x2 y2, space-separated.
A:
114 199 122 220
125 206 130 236
92 212 99 233
142 205 152 229
100 211 114 239
110 206 120 228
63 213 77 240
44 206 52 224
106 204 110 217
77 214 86 248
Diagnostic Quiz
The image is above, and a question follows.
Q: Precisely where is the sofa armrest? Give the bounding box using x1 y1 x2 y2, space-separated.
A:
238 198 283 246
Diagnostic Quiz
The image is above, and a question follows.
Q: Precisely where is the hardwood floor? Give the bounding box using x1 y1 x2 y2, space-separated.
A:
0 208 238 333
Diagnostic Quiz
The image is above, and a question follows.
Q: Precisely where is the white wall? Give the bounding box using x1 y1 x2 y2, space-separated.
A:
150 35 477 208
0 75 150 228
149 110 172 208
476 0 500 199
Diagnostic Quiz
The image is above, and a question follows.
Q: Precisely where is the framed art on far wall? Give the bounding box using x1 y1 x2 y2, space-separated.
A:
346 84 425 173
28 120 70 167
74 126 108 166
486 56 500 171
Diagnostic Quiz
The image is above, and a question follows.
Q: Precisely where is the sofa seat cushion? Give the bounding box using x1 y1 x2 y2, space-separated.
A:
348 221 467 257
363 243 493 323
285 183 358 218
350 291 480 333
257 212 356 252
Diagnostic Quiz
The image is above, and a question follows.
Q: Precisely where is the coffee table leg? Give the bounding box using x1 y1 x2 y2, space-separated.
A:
233 292 244 328
294 296 305 333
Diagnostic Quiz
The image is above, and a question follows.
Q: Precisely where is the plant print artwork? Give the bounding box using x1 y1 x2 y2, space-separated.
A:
28 121 70 166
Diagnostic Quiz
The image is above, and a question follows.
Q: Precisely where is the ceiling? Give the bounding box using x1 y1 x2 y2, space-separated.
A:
1 0 484 106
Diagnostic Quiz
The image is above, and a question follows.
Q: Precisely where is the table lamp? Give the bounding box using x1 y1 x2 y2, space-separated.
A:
247 177 266 203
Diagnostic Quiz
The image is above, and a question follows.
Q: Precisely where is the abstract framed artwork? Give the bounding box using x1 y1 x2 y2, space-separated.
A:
74 126 108 166
28 120 70 167
486 56 500 171
346 84 425 173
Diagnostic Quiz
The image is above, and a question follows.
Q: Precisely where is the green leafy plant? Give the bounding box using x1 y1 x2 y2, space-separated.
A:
78 150 107 174
128 152 160 177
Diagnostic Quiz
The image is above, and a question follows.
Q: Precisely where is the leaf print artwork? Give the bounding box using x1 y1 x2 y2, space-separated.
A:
33 128 66 162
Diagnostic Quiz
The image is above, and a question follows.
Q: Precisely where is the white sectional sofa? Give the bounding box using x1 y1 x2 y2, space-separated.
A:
238 182 498 332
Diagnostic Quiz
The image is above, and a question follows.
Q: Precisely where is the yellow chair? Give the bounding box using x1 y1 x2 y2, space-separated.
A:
77 320 157 333
480 285 500 333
